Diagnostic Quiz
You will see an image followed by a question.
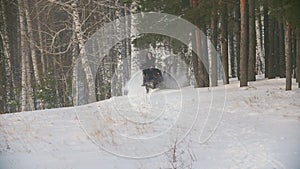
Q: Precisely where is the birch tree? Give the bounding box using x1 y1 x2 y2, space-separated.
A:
24 0 41 86
71 1 95 103
120 3 130 87
19 0 27 111
46 0 98 104
35 1 46 75
256 7 265 75
18 0 34 111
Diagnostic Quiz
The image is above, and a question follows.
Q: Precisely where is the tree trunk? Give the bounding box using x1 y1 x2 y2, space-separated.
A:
263 4 269 78
191 0 200 88
192 30 201 88
72 1 95 104
125 3 131 80
220 2 229 84
248 0 256 81
245 0 249 77
240 0 248 87
0 42 4 113
18 0 28 111
201 26 209 87
285 22 292 91
234 1 241 80
278 23 286 78
35 1 46 75
25 43 35 111
24 0 41 86
191 0 208 88
0 75 4 112
18 0 34 111
268 17 275 79
256 7 264 75
292 31 297 79
210 10 218 86
120 3 130 88
296 32 300 88
0 0 15 112
72 35 78 106
229 31 236 78
274 21 280 77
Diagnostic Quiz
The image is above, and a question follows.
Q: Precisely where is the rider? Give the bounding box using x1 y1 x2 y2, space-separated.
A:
141 52 156 86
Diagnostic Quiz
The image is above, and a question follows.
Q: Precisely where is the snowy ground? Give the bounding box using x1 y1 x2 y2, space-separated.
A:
0 78 300 169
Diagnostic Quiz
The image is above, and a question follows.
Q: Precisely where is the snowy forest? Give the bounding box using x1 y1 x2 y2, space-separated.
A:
0 0 299 113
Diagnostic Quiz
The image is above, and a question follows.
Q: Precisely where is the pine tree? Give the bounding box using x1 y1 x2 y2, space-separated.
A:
297 32 300 88
248 0 256 81
240 0 248 87
220 1 229 84
285 22 292 90
263 4 269 78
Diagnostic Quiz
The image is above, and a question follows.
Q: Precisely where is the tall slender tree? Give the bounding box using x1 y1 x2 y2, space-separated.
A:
0 37 4 113
120 2 131 87
210 9 218 86
268 17 276 79
0 0 15 112
19 0 28 111
263 4 269 78
191 0 209 88
71 1 95 103
285 22 292 90
35 1 46 75
256 6 264 74
292 31 297 79
229 31 236 78
220 1 229 84
297 32 300 88
24 0 41 86
234 2 241 79
248 0 256 81
240 0 248 87
278 23 286 78
18 0 35 111
201 26 210 87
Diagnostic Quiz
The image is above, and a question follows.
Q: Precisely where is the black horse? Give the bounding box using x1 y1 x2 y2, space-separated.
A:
142 68 163 93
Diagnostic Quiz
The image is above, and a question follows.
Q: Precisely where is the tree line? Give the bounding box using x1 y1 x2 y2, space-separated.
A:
0 0 299 113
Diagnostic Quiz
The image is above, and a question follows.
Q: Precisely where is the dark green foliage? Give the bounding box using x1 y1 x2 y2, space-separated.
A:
132 34 165 49
34 86 57 109
132 33 186 54
139 0 190 15
33 72 58 109
133 0 192 53
267 0 300 28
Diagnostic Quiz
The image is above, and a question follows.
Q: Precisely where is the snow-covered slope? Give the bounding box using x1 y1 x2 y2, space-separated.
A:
0 78 300 169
